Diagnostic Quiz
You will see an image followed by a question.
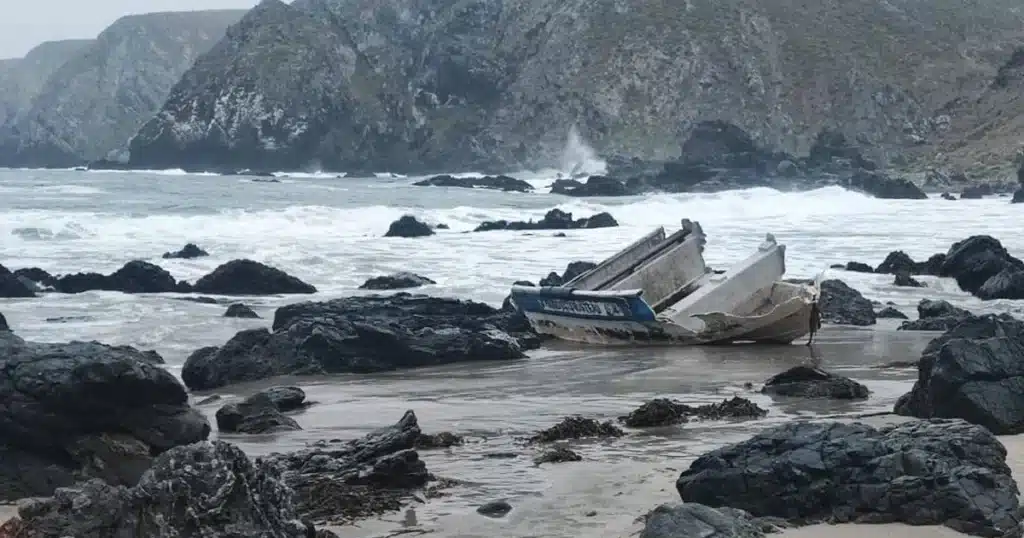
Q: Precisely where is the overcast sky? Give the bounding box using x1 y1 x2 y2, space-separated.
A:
1 0 263 59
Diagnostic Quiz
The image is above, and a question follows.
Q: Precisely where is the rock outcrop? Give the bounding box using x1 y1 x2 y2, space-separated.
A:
818 279 876 326
192 259 317 295
181 293 536 390
898 298 973 331
0 311 8 332
0 10 244 167
760 366 869 399
359 272 436 290
224 303 261 318
939 235 1024 298
124 0 1024 174
0 331 210 501
474 208 618 232
54 260 186 294
413 174 533 192
640 503 785 538
676 419 1021 536
0 263 36 298
845 169 927 199
215 387 308 434
161 242 209 259
620 397 767 428
385 216 435 238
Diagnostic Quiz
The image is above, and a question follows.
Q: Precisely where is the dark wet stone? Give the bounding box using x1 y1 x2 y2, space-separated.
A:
224 303 260 318
620 397 767 428
0 264 36 298
876 306 908 319
534 445 582 465
676 419 1021 536
415 431 464 450
385 215 435 238
0 311 7 332
640 503 784 538
761 366 869 400
529 416 624 443
359 272 436 290
195 395 222 406
843 261 874 273
818 279 876 326
939 235 1024 296
161 242 209 259
474 208 618 232
977 268 1024 300
12 267 57 288
845 169 927 199
895 314 1024 435
5 441 311 538
477 500 513 518
192 259 317 295
55 260 181 294
413 174 533 192
942 192 957 201
1012 188 1023 204
898 299 973 331
215 393 302 434
893 271 924 288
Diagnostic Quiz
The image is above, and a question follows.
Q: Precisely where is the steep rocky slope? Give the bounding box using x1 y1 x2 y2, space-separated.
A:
0 9 244 168
124 0 1024 173
0 40 92 126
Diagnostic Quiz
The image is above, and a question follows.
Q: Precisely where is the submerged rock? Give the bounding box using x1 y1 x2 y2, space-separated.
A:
359 272 436 290
761 366 869 399
477 500 513 518
894 314 1024 434
4 441 312 538
0 331 209 501
529 416 624 443
414 174 533 192
551 175 638 197
843 261 874 273
640 503 784 538
620 397 767 428
182 293 535 390
385 216 435 238
415 431 464 450
534 445 582 465
193 259 316 295
876 306 908 319
818 279 876 326
224 303 260 318
161 242 209 259
676 419 1020 535
893 271 924 287
474 208 618 232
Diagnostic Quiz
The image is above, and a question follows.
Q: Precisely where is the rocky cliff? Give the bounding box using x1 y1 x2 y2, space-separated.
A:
92 0 1024 173
0 40 92 127
0 10 244 168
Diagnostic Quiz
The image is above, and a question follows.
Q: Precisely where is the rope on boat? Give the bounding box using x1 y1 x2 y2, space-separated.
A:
806 301 822 346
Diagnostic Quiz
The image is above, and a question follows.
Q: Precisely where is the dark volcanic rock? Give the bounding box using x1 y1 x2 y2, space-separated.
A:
529 416 624 443
181 293 534 390
760 366 869 399
876 250 926 274
818 279 876 326
876 306 908 319
551 175 638 197
215 391 303 434
266 410 430 524
977 268 1024 300
385 215 435 238
942 192 958 201
415 431 464 450
474 208 618 232
898 298 974 331
843 261 874 273
193 259 317 295
224 303 261 318
536 260 598 287
676 419 1021 536
161 242 209 259
640 503 783 538
5 441 311 538
54 261 181 294
893 271 925 287
620 397 767 428
477 500 513 518
534 446 582 465
895 314 1024 434
0 264 38 297
414 174 532 192
0 331 209 501
0 311 7 331
359 272 436 290
939 235 1024 296
845 169 927 199
1012 188 1024 204
13 267 58 289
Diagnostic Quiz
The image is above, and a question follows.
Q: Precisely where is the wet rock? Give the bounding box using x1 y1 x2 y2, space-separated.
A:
216 392 302 434
939 235 1024 296
5 441 311 538
961 184 995 199
536 261 598 287
893 271 925 288
529 416 624 443
620 397 767 428
359 272 436 290
415 431 464 450
385 215 435 238
977 267 1024 300
182 293 535 390
898 298 974 331
477 500 513 518
192 259 317 295
12 267 57 289
1012 188 1024 204
0 264 38 298
818 279 876 326
640 503 782 538
761 366 869 400
475 208 618 232
551 175 637 196
0 311 7 331
876 306 908 319
876 250 942 275
0 331 210 501
894 314 1024 434
843 261 874 273
676 419 1021 535
267 410 430 524
413 174 533 192
55 260 183 294
161 242 209 259
534 445 582 465
942 192 958 201
224 303 260 318
845 169 927 199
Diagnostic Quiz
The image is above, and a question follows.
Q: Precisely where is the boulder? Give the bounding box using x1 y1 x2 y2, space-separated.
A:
818 279 876 326
192 259 317 295
224 303 260 318
898 298 974 331
639 503 783 538
12 267 58 288
976 268 1024 300
0 263 38 297
760 366 870 399
529 416 624 443
161 242 209 259
413 174 533 192
894 314 1024 434
534 446 582 465
843 261 874 273
845 169 927 199
265 410 431 524
0 311 7 331
415 431 464 450
477 500 514 518
1012 188 1023 204
893 271 924 288
939 235 1024 295
215 391 302 434
676 419 1020 536
0 331 209 501
876 306 908 319
54 261 183 294
550 175 638 196
359 272 436 290
474 208 618 232
181 293 535 390
385 215 435 238
3 441 313 538
942 192 958 201
619 397 767 428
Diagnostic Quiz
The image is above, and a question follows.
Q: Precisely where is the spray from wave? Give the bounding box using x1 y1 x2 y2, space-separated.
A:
559 125 607 178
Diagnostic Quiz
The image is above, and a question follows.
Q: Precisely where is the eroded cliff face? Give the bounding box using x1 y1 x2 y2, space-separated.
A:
0 40 92 127
128 0 1024 173
0 10 244 168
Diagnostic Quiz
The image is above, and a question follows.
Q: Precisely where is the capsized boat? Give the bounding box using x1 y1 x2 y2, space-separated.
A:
509 220 820 346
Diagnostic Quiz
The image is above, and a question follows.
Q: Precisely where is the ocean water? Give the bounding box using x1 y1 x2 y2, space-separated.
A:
1 167 1022 537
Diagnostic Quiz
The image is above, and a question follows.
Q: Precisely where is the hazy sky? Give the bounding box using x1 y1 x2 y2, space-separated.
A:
0 0 263 59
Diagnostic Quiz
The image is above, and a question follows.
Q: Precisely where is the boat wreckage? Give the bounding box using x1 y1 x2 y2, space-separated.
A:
509 220 820 346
